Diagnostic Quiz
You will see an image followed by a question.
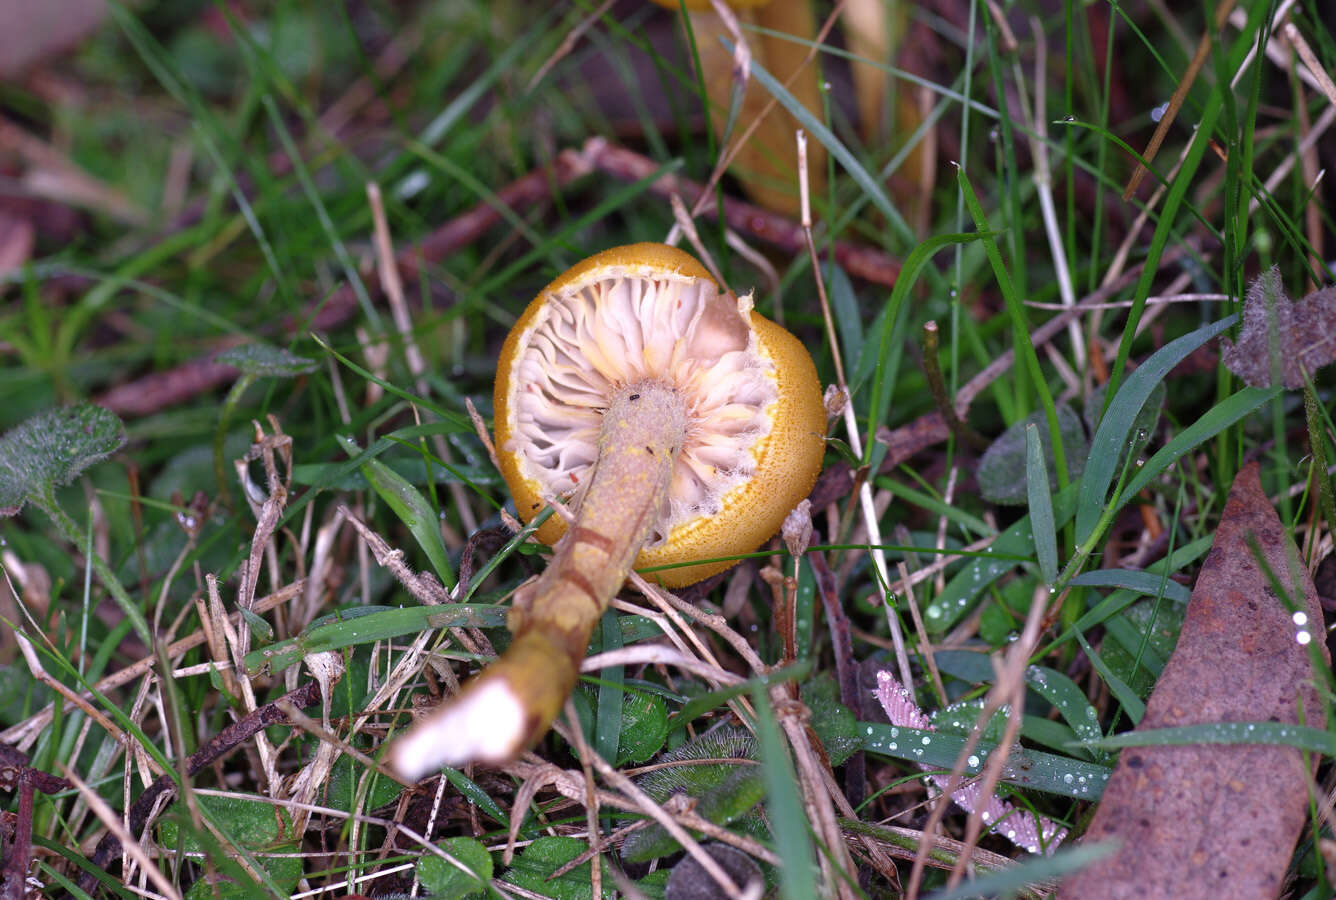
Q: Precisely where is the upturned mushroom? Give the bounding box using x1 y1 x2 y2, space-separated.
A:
390 243 825 778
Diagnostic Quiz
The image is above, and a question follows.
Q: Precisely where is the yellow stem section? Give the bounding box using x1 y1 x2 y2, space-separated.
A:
394 382 686 772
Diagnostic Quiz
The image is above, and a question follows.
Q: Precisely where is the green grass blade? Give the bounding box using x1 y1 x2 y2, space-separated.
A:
1074 315 1238 548
1070 570 1191 605
244 604 505 675
957 166 1067 486
1026 424 1058 583
594 611 625 765
742 47 902 231
1088 721 1336 755
1075 631 1145 723
339 434 455 589
1119 385 1279 503
864 232 983 462
751 685 818 900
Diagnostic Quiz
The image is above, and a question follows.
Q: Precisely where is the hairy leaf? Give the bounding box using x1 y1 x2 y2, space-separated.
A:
0 404 126 515
216 341 318 377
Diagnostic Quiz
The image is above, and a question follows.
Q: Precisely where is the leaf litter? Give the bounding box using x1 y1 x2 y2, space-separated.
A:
1061 463 1329 898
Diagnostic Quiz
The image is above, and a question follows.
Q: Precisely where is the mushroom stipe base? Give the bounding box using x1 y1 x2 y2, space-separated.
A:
391 383 688 776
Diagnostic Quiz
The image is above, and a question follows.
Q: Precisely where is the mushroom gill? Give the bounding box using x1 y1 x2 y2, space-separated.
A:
505 264 777 547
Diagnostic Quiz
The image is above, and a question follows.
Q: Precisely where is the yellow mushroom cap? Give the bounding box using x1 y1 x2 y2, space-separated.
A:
494 243 825 588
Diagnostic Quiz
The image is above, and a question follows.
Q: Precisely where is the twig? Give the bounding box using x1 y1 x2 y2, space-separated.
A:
1122 0 1238 199
918 321 989 451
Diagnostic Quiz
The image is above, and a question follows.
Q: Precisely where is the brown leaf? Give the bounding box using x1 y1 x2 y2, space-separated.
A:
1061 463 1327 899
1220 266 1336 388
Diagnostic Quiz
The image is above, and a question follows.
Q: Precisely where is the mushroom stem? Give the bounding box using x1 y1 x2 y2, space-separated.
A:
391 382 687 777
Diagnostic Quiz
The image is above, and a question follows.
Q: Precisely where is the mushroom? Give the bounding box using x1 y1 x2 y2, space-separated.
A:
390 243 825 778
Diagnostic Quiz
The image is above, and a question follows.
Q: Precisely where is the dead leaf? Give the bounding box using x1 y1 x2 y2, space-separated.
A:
1061 463 1328 898
1220 266 1336 388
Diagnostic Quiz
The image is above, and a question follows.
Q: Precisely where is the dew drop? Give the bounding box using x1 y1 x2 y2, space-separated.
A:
1150 102 1169 123
1063 773 1074 784
967 754 980 768
1293 611 1309 626
1297 630 1312 645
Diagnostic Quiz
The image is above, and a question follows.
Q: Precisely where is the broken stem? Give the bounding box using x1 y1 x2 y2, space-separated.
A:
392 382 687 776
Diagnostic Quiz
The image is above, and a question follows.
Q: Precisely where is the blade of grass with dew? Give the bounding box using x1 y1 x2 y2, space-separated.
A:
1024 665 1105 753
1074 631 1145 724
1072 315 1237 554
751 684 818 900
861 722 1112 800
931 650 1104 760
1087 721 1336 755
1027 423 1059 584
924 483 1078 632
1059 535 1212 639
1103 615 1167 676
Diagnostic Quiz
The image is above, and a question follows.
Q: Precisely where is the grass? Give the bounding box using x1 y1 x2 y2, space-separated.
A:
1 1 1334 897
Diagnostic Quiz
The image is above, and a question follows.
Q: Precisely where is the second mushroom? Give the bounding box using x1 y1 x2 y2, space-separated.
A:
391 243 825 778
